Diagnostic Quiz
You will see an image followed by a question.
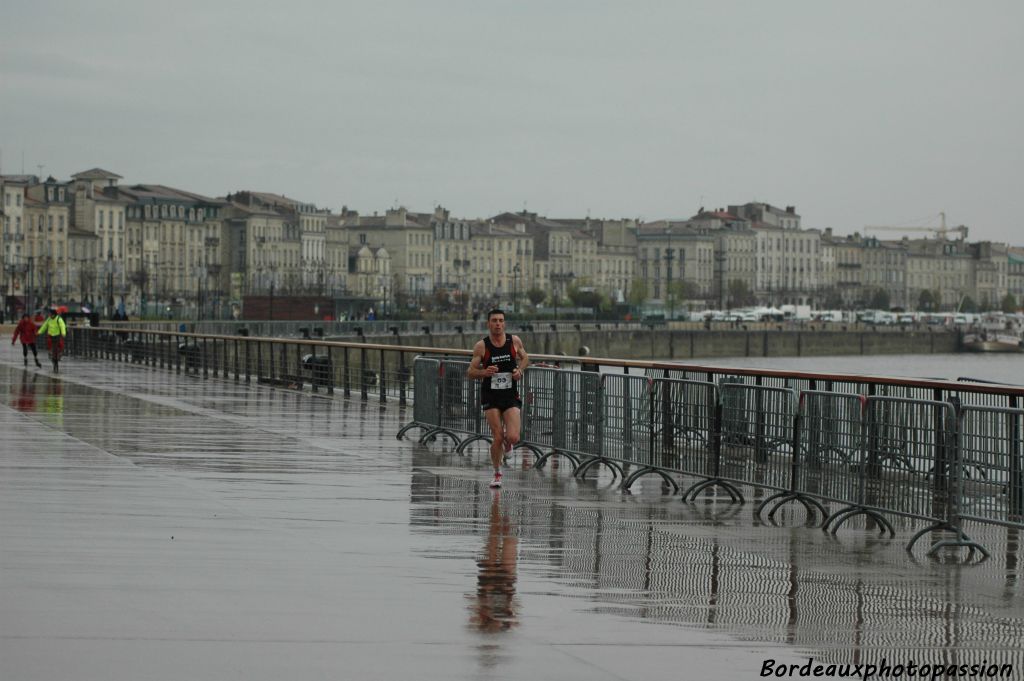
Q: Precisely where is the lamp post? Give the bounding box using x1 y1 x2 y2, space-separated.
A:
268 265 277 321
551 271 574 321
664 245 675 320
512 263 521 315
105 249 114 318
192 265 206 321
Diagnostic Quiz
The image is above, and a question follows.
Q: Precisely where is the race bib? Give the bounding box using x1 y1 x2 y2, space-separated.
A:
491 372 513 390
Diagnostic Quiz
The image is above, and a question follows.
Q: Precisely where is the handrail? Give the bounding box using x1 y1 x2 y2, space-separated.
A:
87 326 1024 396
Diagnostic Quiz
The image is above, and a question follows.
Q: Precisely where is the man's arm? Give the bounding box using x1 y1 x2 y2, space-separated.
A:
467 340 489 380
512 335 529 381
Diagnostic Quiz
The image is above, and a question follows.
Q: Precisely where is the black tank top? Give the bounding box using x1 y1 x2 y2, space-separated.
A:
481 335 518 400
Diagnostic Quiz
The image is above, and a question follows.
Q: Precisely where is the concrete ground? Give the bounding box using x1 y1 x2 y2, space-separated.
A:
1 350 1023 681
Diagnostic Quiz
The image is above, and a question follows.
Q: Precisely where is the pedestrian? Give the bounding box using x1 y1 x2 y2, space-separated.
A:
11 313 43 368
467 308 529 488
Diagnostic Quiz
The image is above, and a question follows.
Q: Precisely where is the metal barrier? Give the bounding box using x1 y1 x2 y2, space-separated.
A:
957 404 1024 531
691 381 797 504
620 376 720 495
396 357 442 441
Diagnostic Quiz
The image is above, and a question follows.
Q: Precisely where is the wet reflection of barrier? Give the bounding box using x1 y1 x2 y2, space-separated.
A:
409 469 1024 675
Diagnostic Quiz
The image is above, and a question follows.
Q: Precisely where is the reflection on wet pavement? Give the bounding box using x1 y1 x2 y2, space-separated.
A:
1 356 1023 680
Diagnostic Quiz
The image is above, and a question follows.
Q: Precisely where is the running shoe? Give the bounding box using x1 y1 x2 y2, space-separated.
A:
502 439 513 455
489 472 503 489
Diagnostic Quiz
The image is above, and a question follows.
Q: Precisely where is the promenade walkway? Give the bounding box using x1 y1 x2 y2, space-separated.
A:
2 352 1023 680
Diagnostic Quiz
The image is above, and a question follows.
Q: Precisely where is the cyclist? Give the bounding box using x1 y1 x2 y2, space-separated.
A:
37 308 67 372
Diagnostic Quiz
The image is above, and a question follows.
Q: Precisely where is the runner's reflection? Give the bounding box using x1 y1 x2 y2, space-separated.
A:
469 491 519 633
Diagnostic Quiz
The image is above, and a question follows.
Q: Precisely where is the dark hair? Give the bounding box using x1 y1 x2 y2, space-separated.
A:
49 308 57 314
487 308 505 320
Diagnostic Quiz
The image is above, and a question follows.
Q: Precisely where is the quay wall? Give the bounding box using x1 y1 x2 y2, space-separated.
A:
332 327 959 361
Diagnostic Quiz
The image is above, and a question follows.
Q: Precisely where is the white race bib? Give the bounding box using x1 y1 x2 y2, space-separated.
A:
491 372 513 390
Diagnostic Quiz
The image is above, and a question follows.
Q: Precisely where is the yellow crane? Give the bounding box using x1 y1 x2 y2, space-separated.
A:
865 212 969 240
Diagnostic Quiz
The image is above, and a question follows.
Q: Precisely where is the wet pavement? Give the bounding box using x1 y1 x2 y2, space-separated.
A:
1 352 1023 680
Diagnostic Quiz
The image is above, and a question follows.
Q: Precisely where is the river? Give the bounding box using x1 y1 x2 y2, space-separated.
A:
665 352 1024 386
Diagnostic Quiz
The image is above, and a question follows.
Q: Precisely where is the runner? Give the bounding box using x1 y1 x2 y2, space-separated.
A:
467 309 529 489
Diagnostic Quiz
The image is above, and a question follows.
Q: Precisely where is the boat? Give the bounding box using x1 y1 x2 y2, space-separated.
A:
961 315 1024 352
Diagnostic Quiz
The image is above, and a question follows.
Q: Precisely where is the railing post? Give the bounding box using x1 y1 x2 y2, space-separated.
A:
398 349 407 406
360 347 368 400
379 348 387 404
326 345 334 395
343 346 351 397
933 397 955 517
661 368 674 451
202 337 209 378
788 395 803 495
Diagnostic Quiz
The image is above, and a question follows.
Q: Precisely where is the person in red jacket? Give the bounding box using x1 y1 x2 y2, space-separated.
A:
11 313 43 368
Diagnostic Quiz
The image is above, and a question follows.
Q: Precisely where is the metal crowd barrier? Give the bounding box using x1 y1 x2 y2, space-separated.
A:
399 359 1012 559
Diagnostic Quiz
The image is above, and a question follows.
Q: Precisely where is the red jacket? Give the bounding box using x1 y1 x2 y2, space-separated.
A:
12 318 38 345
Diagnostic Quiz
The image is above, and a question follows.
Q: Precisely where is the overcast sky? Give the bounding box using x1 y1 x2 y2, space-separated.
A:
2 1 1021 241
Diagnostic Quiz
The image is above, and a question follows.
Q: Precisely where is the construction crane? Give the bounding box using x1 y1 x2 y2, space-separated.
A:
865 212 969 240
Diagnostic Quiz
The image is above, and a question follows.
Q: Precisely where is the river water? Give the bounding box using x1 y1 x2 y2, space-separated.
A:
661 352 1024 386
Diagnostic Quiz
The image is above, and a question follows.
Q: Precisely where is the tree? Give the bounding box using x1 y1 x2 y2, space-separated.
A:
567 284 603 311
526 287 546 307
1002 293 1018 313
958 295 978 313
726 279 755 307
821 287 844 309
868 288 890 310
917 289 937 312
627 278 649 309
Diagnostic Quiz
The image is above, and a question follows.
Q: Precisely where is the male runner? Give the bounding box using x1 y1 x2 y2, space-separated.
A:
467 309 529 488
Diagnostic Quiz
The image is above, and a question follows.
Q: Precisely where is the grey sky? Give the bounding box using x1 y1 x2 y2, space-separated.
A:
2 1 1021 241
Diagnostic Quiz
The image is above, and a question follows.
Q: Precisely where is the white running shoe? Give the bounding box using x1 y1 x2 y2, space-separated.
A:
489 472 503 489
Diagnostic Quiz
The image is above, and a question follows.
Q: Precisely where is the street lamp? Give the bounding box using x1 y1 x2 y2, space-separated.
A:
550 271 574 321
105 249 115 318
268 265 277 321
512 263 521 315
192 265 207 321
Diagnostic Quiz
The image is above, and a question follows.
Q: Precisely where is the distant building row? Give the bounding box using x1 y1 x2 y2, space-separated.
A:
1 168 1020 317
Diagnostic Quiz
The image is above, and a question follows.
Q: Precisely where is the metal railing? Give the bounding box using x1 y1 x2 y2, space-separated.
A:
68 326 1024 560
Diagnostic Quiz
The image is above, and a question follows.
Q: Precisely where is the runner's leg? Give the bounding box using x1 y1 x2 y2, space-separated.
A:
484 408 505 473
502 407 521 448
